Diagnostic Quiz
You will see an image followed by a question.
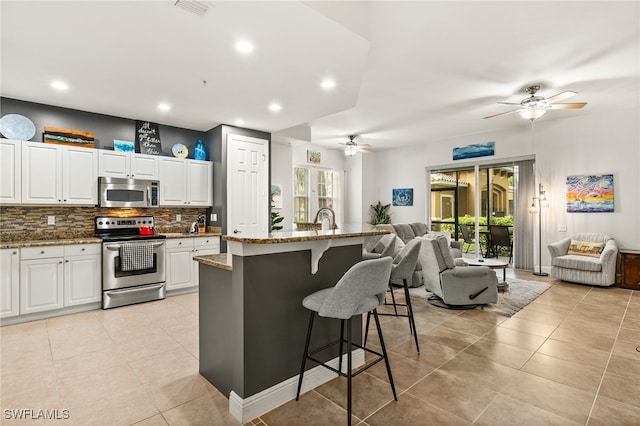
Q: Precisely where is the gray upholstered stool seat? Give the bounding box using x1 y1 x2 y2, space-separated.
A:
365 238 421 352
362 233 396 260
296 257 397 426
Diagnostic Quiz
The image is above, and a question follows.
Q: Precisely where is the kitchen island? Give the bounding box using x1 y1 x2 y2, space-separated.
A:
193 227 389 423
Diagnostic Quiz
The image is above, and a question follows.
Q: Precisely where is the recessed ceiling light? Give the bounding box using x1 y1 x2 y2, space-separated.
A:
234 119 245 126
157 103 171 111
50 80 69 91
321 79 336 89
269 103 282 112
235 40 254 53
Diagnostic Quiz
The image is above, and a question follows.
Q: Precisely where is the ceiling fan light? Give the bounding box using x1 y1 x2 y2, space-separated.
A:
518 108 547 121
344 145 358 156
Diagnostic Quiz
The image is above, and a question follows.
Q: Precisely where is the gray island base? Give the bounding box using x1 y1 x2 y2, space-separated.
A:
194 228 389 422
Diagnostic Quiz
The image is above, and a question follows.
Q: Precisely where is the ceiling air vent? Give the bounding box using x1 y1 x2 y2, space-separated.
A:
173 0 210 17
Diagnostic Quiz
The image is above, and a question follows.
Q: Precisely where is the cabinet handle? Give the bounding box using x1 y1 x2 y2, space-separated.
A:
40 250 45 254
58 200 61 202
12 251 17 255
63 199 67 202
178 242 182 245
81 248 85 251
65 260 69 263
59 261 63 264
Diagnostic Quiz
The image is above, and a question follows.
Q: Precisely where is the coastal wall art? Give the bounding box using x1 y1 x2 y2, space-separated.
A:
566 174 614 213
392 188 413 206
307 150 321 164
453 141 495 160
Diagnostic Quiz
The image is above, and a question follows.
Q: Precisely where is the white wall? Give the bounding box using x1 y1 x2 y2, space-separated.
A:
361 106 640 271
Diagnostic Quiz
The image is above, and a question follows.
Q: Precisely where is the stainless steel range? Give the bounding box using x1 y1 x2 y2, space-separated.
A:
95 216 166 309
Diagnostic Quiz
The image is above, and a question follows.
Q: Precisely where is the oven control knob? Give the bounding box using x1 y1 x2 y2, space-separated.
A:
98 221 103 225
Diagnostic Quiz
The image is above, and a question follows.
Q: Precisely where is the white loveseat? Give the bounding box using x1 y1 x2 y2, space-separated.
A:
547 233 618 286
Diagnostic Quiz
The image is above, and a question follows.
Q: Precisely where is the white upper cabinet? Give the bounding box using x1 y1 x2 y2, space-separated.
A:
21 142 98 205
159 157 212 207
98 150 159 180
0 139 22 204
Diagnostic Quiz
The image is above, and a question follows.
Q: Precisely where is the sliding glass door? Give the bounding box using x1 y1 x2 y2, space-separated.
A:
430 164 515 260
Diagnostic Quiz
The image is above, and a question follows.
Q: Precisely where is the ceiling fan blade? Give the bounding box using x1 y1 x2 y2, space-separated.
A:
483 110 519 119
497 102 521 105
546 90 578 104
360 143 372 148
548 102 587 110
359 147 371 153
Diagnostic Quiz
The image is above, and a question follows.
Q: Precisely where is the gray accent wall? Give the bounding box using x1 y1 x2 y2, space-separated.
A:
204 125 271 252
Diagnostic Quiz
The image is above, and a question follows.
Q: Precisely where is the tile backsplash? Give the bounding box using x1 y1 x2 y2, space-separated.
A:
0 206 207 242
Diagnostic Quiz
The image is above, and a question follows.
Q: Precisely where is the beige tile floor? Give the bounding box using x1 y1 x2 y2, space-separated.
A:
1 270 638 425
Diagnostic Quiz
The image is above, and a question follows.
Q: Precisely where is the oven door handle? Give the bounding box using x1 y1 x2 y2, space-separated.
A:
104 242 165 251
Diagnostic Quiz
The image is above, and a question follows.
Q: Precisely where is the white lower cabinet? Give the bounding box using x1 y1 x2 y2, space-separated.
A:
63 244 101 307
20 246 65 315
166 237 220 291
0 248 20 318
19 244 100 315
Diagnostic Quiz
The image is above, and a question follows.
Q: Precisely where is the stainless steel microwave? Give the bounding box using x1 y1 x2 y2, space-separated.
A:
98 177 159 208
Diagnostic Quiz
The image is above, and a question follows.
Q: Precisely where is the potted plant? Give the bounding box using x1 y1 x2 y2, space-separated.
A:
270 211 284 231
369 201 391 225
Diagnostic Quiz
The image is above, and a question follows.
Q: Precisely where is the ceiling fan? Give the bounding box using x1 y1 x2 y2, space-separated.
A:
339 135 371 156
484 85 587 121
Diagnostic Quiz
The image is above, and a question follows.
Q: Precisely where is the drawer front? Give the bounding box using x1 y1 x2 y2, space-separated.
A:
21 245 64 260
64 243 100 257
194 236 220 249
166 238 193 250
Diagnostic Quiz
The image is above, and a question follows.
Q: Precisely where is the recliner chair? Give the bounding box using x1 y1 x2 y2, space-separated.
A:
419 234 498 307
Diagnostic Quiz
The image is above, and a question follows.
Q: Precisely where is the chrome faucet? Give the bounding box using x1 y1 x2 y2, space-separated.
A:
313 207 337 230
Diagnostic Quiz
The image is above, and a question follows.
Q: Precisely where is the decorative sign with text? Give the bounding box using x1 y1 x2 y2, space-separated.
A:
135 121 162 155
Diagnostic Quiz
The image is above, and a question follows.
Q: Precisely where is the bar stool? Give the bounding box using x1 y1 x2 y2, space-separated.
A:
362 233 396 260
365 239 421 352
295 257 397 426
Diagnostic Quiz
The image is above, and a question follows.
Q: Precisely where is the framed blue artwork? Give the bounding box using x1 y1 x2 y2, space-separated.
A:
392 188 413 206
453 141 495 160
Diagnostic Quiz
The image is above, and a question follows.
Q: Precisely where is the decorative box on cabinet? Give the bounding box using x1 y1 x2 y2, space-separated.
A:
620 249 640 290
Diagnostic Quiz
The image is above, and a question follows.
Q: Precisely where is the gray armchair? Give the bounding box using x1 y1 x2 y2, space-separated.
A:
362 233 396 260
419 234 498 307
547 233 618 286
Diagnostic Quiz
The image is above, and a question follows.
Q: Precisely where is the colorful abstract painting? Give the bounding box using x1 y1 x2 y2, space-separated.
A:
566 174 614 213
392 188 413 206
453 142 495 160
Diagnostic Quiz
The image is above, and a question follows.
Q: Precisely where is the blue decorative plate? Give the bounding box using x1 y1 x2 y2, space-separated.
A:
0 114 36 140
172 143 188 158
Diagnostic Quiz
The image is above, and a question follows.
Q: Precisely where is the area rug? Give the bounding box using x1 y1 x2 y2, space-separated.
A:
410 279 552 317
478 279 552 317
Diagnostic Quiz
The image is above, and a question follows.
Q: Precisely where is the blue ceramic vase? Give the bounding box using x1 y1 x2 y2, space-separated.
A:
194 140 206 160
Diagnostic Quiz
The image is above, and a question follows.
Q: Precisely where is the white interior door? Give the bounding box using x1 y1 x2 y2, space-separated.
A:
227 134 268 236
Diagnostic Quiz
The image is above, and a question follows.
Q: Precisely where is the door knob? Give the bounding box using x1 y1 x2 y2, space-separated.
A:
233 229 240 234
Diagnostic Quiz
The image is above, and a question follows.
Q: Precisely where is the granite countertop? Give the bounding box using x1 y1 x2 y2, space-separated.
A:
159 232 222 239
1 237 103 249
223 227 390 244
193 253 233 271
0 231 222 249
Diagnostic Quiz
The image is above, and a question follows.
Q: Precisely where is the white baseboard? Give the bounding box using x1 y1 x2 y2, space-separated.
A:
229 349 365 423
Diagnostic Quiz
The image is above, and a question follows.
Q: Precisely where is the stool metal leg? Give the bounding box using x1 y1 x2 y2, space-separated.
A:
388 283 399 316
346 317 353 426
402 278 420 353
338 319 345 375
363 312 371 347
296 311 315 400
373 309 397 400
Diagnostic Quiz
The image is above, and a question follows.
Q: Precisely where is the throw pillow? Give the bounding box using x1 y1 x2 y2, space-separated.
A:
567 240 605 258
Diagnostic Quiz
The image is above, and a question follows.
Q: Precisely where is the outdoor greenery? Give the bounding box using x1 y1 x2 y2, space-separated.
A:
439 214 514 237
369 201 391 225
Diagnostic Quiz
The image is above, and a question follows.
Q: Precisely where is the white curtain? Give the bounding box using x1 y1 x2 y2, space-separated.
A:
514 160 535 270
